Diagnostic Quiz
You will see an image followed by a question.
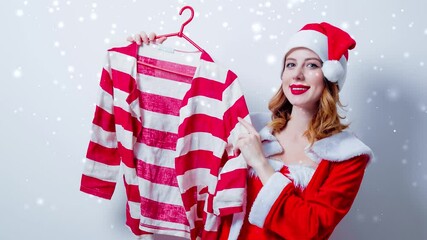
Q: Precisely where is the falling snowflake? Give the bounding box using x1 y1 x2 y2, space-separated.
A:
251 23 263 33
266 54 277 64
36 198 45 206
13 67 23 78
16 9 24 17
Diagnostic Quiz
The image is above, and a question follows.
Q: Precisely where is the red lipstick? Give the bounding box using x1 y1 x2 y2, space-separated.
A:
289 84 310 95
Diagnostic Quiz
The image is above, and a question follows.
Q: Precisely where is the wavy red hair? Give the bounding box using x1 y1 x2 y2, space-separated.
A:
268 79 348 144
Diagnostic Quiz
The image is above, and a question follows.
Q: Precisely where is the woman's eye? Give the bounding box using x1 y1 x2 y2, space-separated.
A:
285 62 296 68
307 63 320 68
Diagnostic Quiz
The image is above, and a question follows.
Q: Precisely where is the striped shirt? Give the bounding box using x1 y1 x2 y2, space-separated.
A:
80 42 250 239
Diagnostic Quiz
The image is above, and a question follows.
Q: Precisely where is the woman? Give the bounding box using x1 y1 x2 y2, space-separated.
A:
129 22 373 239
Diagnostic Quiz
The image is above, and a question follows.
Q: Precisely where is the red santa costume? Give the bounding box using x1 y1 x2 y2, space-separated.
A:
219 22 374 239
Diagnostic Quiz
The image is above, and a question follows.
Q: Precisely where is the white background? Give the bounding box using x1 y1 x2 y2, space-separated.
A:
1 0 426 239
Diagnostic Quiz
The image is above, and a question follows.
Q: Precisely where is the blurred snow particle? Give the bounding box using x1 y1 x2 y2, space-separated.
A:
412 181 418 187
420 62 425 67
354 20 360 26
424 29 427 35
53 0 59 6
54 41 60 47
16 9 24 17
253 34 262 41
251 23 262 33
92 3 97 8
217 5 223 11
271 87 278 93
67 66 75 73
104 38 110 44
403 52 410 58
78 16 84 22
266 54 277 64
36 198 44 206
391 13 396 18
340 22 349 29
57 21 65 28
401 159 407 164
321 11 326 17
222 22 228 28
402 144 408 151
13 67 23 78
366 98 372 103
408 22 414 28
419 104 427 112
372 215 381 223
56 117 62 122
387 88 399 101
90 12 98 20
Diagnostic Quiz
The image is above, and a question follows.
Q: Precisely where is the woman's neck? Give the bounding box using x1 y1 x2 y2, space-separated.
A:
285 106 316 137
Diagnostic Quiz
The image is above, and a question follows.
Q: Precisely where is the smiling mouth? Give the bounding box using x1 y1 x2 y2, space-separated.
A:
290 85 310 95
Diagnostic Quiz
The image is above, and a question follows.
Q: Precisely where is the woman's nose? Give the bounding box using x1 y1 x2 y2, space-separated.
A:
292 67 304 81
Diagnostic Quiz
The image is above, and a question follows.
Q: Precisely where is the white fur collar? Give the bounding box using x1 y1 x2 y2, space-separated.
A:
259 125 373 163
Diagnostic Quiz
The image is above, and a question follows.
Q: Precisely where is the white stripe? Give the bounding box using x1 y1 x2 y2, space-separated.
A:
248 172 291 227
212 187 245 215
226 115 252 156
134 142 177 168
122 165 139 185
109 51 137 79
138 177 184 206
114 124 135 150
90 124 117 148
142 110 179 133
113 88 132 112
138 43 201 68
203 213 220 232
197 60 229 83
128 200 190 235
175 132 226 158
177 168 218 193
179 95 225 121
128 200 141 219
83 159 120 182
218 154 247 174
222 76 243 110
97 88 114 114
137 73 191 100
228 211 245 240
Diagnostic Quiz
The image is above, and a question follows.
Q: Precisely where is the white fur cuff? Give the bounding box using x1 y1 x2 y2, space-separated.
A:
248 173 291 227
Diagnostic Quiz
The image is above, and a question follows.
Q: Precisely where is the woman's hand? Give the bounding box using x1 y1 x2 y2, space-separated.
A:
126 31 167 45
236 117 275 184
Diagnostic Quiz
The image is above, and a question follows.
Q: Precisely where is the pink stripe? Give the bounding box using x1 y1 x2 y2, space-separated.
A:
80 175 116 200
139 91 182 116
100 68 113 95
92 106 115 132
138 127 178 150
137 55 196 84
140 196 189 225
136 159 178 187
86 141 120 166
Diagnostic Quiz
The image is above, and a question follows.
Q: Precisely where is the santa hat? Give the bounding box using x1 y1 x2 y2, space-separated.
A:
283 22 356 91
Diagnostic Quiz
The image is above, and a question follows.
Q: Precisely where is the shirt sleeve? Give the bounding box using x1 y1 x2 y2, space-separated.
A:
80 49 141 200
249 154 370 239
80 52 120 200
208 70 250 216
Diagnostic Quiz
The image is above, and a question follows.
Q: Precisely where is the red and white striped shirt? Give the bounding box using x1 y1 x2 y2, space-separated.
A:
80 42 250 239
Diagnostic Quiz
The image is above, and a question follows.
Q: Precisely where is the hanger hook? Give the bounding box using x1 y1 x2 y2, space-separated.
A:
178 6 194 37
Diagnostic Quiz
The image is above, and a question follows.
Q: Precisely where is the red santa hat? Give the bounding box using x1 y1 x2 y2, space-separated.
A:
283 22 356 91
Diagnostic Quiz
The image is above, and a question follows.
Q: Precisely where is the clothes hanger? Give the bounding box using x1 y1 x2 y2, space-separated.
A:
155 5 204 52
137 5 203 78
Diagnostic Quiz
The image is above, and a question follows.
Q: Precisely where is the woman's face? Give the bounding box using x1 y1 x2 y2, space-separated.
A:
281 48 325 111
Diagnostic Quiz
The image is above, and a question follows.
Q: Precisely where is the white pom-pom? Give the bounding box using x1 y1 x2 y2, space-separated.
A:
322 60 344 83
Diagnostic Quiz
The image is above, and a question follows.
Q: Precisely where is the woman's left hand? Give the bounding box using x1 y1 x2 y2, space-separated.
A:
236 117 275 184
235 117 268 169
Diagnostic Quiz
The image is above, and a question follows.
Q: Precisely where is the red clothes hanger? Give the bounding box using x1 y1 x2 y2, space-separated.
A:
137 5 203 78
156 5 203 52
